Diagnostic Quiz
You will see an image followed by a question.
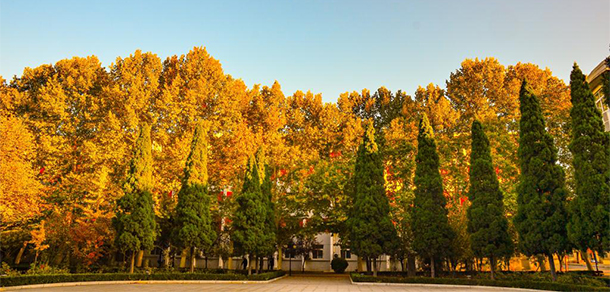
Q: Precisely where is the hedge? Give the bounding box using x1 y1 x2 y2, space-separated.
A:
0 271 285 287
350 273 610 292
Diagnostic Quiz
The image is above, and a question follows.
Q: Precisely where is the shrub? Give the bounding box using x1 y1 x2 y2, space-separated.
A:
350 273 610 292
0 271 286 287
26 264 70 275
331 257 348 274
0 262 19 276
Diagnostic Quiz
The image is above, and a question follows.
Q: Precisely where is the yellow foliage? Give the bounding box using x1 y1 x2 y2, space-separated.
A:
0 115 42 231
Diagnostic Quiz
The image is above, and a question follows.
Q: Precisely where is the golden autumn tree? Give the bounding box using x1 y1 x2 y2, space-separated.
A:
6 57 118 268
0 115 42 232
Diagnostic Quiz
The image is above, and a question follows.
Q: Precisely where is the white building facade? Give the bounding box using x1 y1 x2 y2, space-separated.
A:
587 58 610 132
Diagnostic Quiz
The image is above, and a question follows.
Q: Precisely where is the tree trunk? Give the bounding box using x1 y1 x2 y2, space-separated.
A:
130 252 135 274
373 257 378 277
407 254 416 277
247 254 253 276
14 241 27 265
180 248 187 268
163 246 171 268
431 257 436 278
136 250 144 267
537 256 547 272
190 246 196 273
581 250 594 271
33 251 39 266
277 249 283 270
548 254 557 282
490 256 495 280
366 256 371 273
259 256 264 273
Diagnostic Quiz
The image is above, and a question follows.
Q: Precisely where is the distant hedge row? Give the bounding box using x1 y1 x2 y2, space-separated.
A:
0 270 285 287
350 273 610 292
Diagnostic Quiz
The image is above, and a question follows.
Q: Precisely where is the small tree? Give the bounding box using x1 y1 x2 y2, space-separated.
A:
260 165 277 270
514 81 569 281
231 154 267 275
347 121 399 277
567 64 610 267
113 123 157 273
466 120 514 280
412 114 454 278
255 148 277 271
172 122 216 272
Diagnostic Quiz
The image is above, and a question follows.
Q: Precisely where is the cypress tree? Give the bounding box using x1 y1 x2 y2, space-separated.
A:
514 81 569 281
260 165 277 270
567 64 610 265
347 121 398 277
466 120 513 280
172 122 216 272
113 123 157 273
232 154 267 275
255 148 277 271
412 114 454 278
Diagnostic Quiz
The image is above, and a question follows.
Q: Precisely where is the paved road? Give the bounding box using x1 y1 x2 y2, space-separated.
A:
8 274 545 292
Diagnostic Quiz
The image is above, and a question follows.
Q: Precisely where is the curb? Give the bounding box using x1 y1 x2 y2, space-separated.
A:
348 276 552 292
0 274 287 291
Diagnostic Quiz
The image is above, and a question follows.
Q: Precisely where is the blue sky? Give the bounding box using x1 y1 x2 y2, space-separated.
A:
1 0 608 102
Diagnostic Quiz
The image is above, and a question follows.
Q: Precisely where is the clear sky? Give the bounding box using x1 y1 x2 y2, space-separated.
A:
1 0 608 102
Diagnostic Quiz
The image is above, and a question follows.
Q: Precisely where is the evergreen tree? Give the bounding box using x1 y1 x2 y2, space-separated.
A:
172 122 216 272
260 164 277 270
231 154 267 275
466 120 514 280
113 123 157 273
567 64 610 263
514 81 569 281
412 114 454 278
347 121 399 277
254 147 277 271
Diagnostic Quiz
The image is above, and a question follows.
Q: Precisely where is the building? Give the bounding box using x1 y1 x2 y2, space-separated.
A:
586 57 610 131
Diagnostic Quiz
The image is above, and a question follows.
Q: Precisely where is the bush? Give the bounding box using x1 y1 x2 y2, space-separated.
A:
26 264 70 275
0 271 286 287
350 273 610 292
331 257 348 274
0 262 19 276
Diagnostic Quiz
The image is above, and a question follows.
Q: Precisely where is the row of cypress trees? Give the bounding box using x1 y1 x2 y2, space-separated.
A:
347 64 609 281
112 64 607 278
113 123 216 273
113 121 276 274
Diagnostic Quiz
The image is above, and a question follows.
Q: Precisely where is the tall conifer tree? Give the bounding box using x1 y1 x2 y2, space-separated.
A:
567 64 610 263
347 121 398 277
113 123 157 273
514 81 569 281
255 147 276 271
466 120 513 280
172 122 216 272
232 154 267 275
411 114 454 278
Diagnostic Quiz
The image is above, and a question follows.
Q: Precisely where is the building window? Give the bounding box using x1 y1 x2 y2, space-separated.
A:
341 249 351 259
312 245 324 259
